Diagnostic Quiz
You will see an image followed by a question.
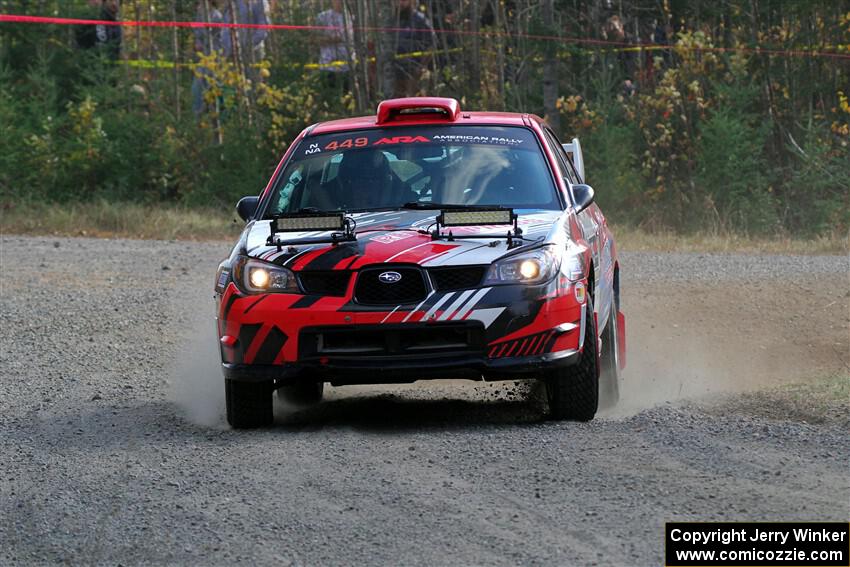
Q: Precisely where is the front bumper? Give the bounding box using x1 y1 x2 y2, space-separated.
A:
223 347 579 386
217 274 586 385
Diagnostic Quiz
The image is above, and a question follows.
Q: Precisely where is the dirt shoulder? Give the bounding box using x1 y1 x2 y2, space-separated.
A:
0 236 847 566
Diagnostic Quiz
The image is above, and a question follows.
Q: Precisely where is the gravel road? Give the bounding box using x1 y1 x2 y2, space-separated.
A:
1 236 848 566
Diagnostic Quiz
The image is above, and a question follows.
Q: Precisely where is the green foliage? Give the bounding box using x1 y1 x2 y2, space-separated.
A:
696 108 775 233
0 0 848 237
577 103 642 219
0 54 326 208
784 126 850 236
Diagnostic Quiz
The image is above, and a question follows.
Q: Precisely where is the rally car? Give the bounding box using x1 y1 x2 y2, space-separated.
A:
215 97 625 428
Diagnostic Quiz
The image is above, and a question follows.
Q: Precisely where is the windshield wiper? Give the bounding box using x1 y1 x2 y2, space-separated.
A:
402 202 482 210
343 205 406 213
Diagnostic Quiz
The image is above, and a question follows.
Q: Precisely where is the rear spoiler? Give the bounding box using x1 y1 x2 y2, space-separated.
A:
561 138 585 182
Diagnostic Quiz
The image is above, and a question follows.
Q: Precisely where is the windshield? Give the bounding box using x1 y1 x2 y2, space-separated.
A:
265 126 560 216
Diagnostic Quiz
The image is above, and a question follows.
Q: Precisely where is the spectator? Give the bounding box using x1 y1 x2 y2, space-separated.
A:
76 0 122 60
96 0 122 60
221 0 271 78
603 14 636 93
192 0 224 117
652 19 673 68
316 0 355 93
603 14 625 43
652 20 668 45
393 0 434 98
74 0 101 50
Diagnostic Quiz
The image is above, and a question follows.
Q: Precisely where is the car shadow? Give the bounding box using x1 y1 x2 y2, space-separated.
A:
274 390 549 433
8 384 552 451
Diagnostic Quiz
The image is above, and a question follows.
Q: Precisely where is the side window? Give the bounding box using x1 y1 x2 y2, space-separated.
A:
564 153 582 184
557 135 584 184
544 128 579 184
541 128 569 181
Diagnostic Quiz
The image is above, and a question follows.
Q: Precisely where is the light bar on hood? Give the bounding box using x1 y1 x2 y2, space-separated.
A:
272 213 346 233
439 208 514 227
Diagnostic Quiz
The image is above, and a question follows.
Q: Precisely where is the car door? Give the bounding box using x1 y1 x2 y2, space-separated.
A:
542 127 614 330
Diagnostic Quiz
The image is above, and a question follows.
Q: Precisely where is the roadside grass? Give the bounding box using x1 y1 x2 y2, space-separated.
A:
706 373 850 425
779 372 850 406
1 201 242 241
1 201 847 254
611 224 849 255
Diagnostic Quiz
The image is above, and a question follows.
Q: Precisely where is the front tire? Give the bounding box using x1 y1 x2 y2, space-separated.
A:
225 379 274 429
545 298 599 421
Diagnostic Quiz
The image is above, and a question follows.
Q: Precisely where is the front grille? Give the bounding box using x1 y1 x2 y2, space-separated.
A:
298 271 351 296
354 267 427 305
429 266 487 291
300 323 486 358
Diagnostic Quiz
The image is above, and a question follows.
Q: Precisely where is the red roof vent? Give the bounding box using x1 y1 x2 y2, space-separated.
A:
376 97 461 125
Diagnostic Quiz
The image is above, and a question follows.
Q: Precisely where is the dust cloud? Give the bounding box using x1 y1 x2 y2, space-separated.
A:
605 325 739 418
603 280 848 418
168 297 227 428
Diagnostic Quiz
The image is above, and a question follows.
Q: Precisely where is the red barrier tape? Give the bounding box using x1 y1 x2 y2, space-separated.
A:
2 14 849 60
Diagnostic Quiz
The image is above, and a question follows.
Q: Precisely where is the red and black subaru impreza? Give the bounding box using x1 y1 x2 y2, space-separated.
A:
215 97 625 428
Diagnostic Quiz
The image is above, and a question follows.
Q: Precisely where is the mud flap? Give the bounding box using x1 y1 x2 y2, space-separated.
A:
616 311 626 370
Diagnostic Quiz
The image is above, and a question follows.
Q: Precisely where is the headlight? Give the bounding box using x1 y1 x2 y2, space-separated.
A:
234 256 300 294
249 267 271 288
485 246 560 285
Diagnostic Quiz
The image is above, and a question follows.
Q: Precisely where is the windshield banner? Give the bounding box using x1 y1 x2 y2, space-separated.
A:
297 126 535 159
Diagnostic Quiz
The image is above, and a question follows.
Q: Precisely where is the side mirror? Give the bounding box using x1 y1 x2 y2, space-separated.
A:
236 196 259 222
571 184 595 213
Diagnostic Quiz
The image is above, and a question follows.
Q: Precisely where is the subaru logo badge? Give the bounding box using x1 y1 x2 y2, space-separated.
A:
378 271 402 284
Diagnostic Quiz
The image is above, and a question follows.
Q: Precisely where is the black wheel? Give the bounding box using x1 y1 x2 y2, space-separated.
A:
545 298 599 421
599 306 621 409
225 379 273 429
276 380 324 405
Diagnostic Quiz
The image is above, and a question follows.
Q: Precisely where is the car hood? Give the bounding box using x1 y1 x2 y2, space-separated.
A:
244 209 568 270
